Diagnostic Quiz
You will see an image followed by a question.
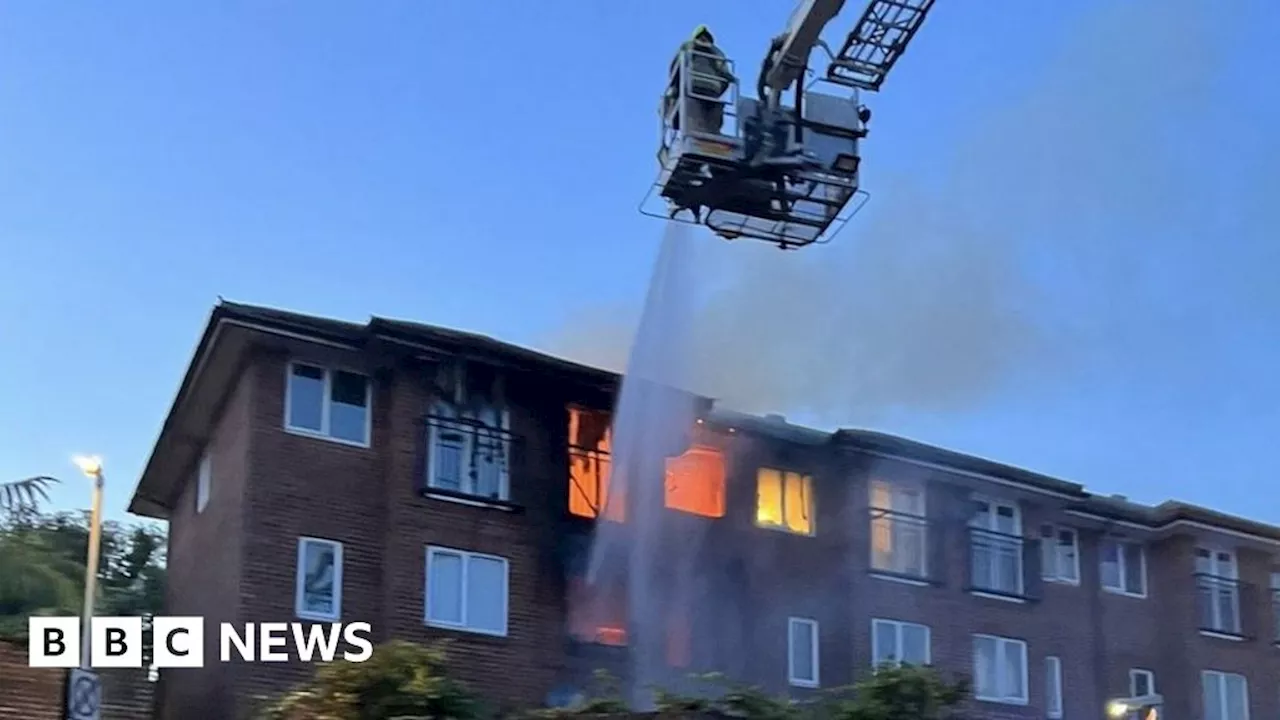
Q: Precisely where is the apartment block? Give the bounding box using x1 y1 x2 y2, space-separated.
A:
130 301 1280 720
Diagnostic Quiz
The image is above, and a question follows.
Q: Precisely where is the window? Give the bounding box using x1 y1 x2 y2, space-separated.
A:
871 619 930 667
295 537 343 621
426 401 511 501
285 363 371 446
1100 538 1147 597
1039 525 1079 584
970 498 1023 595
567 406 620 520
425 546 509 636
788 617 819 687
973 634 1028 705
195 451 211 514
1196 547 1240 634
869 480 927 578
1270 573 1280 643
1045 656 1063 719
1202 670 1248 720
757 468 814 535
1130 669 1155 698
665 445 725 518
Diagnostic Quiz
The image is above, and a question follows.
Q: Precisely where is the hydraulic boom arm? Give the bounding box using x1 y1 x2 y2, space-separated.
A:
761 0 935 104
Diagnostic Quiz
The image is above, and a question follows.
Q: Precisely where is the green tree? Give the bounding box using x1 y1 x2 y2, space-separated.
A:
835 664 968 720
254 640 481 720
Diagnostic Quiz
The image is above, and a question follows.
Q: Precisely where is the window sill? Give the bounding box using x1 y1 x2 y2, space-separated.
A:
284 426 371 449
424 620 509 639
788 679 820 689
1102 586 1147 599
1199 629 1245 642
1043 576 1080 587
296 610 341 623
869 570 935 588
973 695 1029 707
967 588 1030 604
422 488 522 512
755 522 816 538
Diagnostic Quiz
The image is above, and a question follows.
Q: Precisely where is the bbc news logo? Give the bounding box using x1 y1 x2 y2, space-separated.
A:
29 617 373 668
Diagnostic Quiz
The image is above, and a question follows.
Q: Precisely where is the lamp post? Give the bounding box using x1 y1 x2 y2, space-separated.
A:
72 455 105 670
1107 693 1163 720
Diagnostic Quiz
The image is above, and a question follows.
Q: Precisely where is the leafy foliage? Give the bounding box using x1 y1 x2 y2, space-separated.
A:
254 640 481 720
0 476 58 514
0 509 166 647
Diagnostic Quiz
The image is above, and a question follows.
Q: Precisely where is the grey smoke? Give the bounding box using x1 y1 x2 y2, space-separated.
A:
546 0 1277 424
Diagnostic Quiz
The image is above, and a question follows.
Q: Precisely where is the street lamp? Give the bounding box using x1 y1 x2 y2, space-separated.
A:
72 454 105 670
1107 693 1163 720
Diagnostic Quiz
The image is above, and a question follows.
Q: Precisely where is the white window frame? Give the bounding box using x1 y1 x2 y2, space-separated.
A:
294 537 343 621
1045 656 1063 719
1101 538 1148 598
972 634 1029 705
1130 669 1155 698
870 618 931 667
969 496 1024 596
787 617 820 688
868 479 928 578
1039 525 1080 585
1196 546 1240 634
195 451 212 514
1201 670 1248 720
284 361 373 447
426 400 512 501
424 545 510 637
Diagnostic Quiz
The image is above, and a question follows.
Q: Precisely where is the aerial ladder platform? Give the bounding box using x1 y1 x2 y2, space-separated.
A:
639 0 936 250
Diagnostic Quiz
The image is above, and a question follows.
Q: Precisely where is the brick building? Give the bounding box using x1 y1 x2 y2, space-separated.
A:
130 301 1280 720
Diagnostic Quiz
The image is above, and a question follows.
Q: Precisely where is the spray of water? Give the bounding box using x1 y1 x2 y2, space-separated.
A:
582 221 702 707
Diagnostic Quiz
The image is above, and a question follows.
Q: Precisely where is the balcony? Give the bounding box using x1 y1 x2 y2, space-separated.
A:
967 527 1038 600
869 508 933 583
1196 574 1243 637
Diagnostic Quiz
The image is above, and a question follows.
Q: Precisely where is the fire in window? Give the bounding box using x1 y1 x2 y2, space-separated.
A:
664 445 726 518
567 406 623 521
756 468 814 535
567 576 628 646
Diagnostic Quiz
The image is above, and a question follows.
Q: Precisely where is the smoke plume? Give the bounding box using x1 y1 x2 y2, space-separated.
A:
546 0 1277 425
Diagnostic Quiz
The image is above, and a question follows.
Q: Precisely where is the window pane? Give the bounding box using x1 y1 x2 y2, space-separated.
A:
757 469 783 527
790 620 815 682
783 473 813 534
473 436 505 499
329 371 368 443
896 523 925 576
870 480 892 509
873 621 897 665
1132 671 1152 698
1123 544 1144 594
973 637 998 697
1224 674 1246 720
1058 531 1078 581
1046 658 1062 717
901 624 928 665
466 556 506 634
428 552 464 624
1002 641 1025 699
301 542 337 616
1203 673 1223 720
288 365 325 431
1101 542 1122 588
431 430 465 491
995 505 1017 534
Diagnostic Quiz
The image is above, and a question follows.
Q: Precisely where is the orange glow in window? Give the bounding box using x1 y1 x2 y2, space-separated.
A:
567 577 628 646
568 407 623 521
664 445 725 518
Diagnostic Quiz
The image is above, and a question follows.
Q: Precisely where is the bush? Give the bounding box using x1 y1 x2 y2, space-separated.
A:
254 640 481 720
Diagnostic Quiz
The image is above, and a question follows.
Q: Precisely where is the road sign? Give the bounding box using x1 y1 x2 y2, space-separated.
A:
65 668 101 720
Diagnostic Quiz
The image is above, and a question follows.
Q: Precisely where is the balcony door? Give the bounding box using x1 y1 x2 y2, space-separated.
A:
1196 547 1240 634
970 498 1022 595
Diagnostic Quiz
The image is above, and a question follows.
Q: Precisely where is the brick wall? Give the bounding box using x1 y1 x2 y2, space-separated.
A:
0 641 154 720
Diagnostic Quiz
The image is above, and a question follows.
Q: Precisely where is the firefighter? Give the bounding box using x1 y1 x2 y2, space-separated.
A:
664 25 736 136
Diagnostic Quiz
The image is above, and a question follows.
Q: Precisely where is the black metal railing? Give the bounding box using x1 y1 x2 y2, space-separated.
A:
568 444 614 519
421 412 520 502
868 508 931 581
1196 573 1243 636
967 527 1026 597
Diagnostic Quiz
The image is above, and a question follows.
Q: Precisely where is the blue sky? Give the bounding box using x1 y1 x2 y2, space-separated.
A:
2 1 1278 525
